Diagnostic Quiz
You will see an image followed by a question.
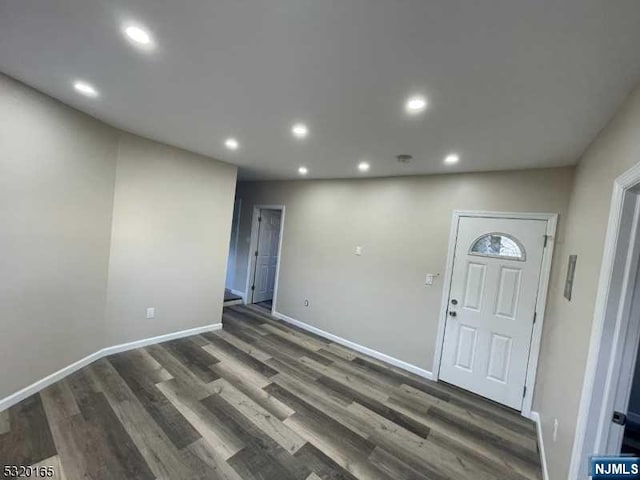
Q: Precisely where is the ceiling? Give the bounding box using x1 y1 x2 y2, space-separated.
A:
1 1 640 181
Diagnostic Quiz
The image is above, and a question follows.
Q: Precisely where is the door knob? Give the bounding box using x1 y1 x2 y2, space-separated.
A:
451 299 458 305
449 311 457 317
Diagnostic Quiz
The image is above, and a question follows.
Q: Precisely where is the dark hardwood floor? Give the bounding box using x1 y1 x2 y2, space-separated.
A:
0 305 542 479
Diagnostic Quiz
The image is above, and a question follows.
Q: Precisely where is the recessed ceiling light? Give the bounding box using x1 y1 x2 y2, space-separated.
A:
291 123 309 139
358 162 370 172
123 24 154 48
444 153 460 164
298 166 308 175
73 81 99 97
224 138 239 150
405 95 428 114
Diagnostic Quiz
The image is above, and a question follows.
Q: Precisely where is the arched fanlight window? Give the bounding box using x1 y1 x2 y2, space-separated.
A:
469 233 526 261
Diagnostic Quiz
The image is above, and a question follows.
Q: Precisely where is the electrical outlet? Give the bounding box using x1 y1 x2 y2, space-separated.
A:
304 299 310 307
553 418 559 442
355 246 363 256
146 307 155 319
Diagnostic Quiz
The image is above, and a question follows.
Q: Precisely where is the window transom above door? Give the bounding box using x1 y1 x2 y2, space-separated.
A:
469 233 526 261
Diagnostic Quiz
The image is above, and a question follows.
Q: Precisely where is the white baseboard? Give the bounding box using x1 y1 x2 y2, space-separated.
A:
230 289 246 303
530 411 549 480
0 349 105 413
101 323 222 356
0 323 222 412
223 299 243 306
272 310 433 380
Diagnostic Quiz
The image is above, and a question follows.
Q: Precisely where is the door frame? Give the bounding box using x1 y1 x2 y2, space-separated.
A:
569 162 640 479
226 198 242 290
432 210 558 418
243 204 286 314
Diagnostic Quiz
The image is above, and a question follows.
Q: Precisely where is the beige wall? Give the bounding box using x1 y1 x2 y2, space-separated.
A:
533 84 640 479
232 167 575 373
0 74 117 400
0 73 237 402
105 134 237 345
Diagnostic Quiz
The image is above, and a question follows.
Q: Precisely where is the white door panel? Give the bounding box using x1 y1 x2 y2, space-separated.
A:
463 262 486 311
440 216 547 410
487 333 512 383
252 209 281 303
495 266 522 319
454 325 477 371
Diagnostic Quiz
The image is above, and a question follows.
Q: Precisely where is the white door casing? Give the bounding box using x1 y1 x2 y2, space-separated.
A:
600 194 640 454
569 164 640 479
439 216 548 410
252 209 281 303
226 198 242 289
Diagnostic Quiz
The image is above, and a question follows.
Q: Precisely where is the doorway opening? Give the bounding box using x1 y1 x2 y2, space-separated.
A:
244 205 285 314
570 163 640 479
433 211 557 418
622 331 640 456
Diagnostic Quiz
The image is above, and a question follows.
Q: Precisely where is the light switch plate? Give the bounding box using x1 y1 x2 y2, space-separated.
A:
355 246 363 256
425 273 436 285
146 307 155 319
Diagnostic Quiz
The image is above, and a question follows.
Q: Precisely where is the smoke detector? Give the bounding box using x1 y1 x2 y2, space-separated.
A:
396 154 413 163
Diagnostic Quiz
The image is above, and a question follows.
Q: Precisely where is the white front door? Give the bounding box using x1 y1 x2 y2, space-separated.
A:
439 216 547 409
252 209 281 303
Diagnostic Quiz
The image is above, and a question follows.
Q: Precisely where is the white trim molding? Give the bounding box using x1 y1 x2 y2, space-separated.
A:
272 310 433 380
0 323 222 412
0 349 105 413
530 411 550 480
223 299 243 306
569 161 640 479
226 198 242 291
432 210 558 419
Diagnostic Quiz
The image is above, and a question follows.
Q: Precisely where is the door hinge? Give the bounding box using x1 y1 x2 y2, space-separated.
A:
543 235 550 248
533 311 537 324
258 216 262 222
613 411 627 425
254 250 258 257
251 285 255 291
523 386 527 398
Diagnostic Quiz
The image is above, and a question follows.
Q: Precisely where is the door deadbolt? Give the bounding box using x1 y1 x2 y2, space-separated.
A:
451 299 458 305
448 311 457 317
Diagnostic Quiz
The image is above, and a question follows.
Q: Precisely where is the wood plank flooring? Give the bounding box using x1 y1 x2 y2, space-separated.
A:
0 305 542 479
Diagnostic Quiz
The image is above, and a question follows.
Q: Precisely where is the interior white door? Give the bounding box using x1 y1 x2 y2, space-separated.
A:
439 216 547 410
252 209 281 303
